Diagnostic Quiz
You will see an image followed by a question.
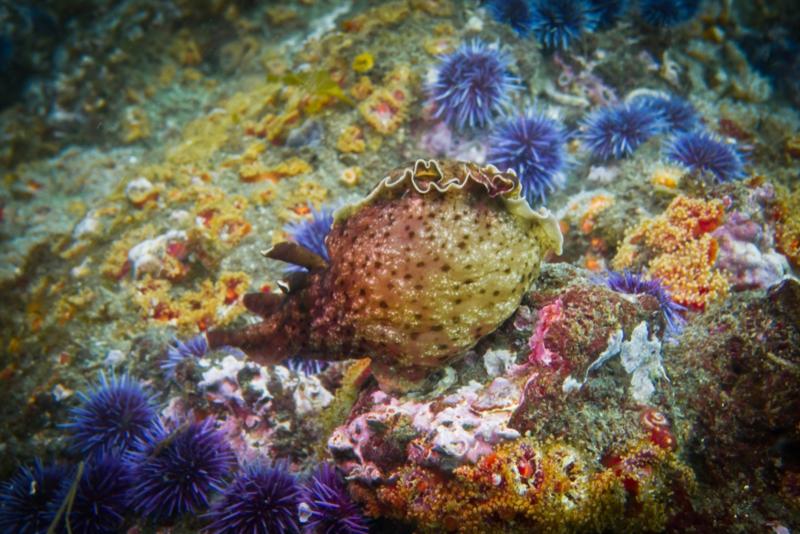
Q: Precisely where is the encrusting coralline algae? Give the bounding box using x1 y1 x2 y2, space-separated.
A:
1 1 799 532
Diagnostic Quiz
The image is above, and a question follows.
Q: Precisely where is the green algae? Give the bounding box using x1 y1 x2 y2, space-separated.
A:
267 70 355 109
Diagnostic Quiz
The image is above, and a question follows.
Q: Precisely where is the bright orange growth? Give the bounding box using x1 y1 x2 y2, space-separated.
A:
359 86 409 135
362 438 690 534
358 66 413 135
240 157 312 183
612 195 728 310
583 252 603 272
650 165 683 190
774 185 800 268
192 191 252 246
131 271 250 332
580 193 614 234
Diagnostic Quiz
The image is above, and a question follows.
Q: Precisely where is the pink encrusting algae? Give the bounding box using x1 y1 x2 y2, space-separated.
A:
1 1 800 532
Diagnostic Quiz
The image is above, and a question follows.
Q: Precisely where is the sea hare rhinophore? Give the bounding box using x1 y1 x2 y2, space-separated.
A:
208 160 562 391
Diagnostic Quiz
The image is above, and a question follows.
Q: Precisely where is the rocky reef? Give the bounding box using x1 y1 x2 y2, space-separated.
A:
1 0 799 532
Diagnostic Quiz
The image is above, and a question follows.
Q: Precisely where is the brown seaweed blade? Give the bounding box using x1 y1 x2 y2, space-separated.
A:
263 242 329 271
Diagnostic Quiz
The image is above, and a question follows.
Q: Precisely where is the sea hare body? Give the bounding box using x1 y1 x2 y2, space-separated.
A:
208 160 562 391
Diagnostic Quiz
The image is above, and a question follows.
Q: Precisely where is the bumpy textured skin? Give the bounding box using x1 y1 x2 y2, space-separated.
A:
208 160 562 391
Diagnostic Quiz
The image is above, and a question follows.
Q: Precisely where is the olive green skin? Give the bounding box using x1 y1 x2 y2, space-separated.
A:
208 160 562 392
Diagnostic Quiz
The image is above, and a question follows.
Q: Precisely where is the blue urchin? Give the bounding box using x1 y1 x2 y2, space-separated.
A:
282 204 336 375
64 372 160 457
664 130 745 182
285 357 329 376
529 0 599 50
204 461 301 534
604 270 686 335
429 40 520 131
300 463 368 534
284 203 336 274
162 334 209 380
487 110 568 205
586 0 629 29
53 452 131 534
125 419 236 521
485 0 536 36
0 460 71 534
580 101 664 160
638 0 700 27
631 93 699 133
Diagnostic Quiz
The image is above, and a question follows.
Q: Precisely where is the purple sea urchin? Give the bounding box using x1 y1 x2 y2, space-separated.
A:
580 101 664 160
55 453 131 534
638 0 700 27
285 357 329 376
664 130 745 182
125 419 236 521
64 372 160 456
0 460 70 534
162 334 209 380
300 463 368 534
486 0 536 36
205 462 301 534
487 110 568 205
282 204 336 374
587 0 629 29
529 0 599 50
632 93 699 133
429 40 520 131
284 204 336 274
277 204 339 375
605 270 686 335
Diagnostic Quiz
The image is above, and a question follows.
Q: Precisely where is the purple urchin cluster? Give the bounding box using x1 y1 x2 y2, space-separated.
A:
665 130 745 182
485 0 536 36
637 0 700 27
125 419 236 521
0 460 71 534
64 372 160 457
54 453 131 534
428 40 520 131
205 462 301 534
300 463 368 534
604 270 686 335
487 110 568 205
529 0 599 50
580 101 664 160
632 93 699 133
284 204 336 273
162 334 209 380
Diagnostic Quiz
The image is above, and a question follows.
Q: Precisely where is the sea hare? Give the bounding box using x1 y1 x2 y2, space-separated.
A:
208 160 562 391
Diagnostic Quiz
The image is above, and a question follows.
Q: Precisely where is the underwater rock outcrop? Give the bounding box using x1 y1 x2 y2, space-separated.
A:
326 264 697 533
208 159 562 391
